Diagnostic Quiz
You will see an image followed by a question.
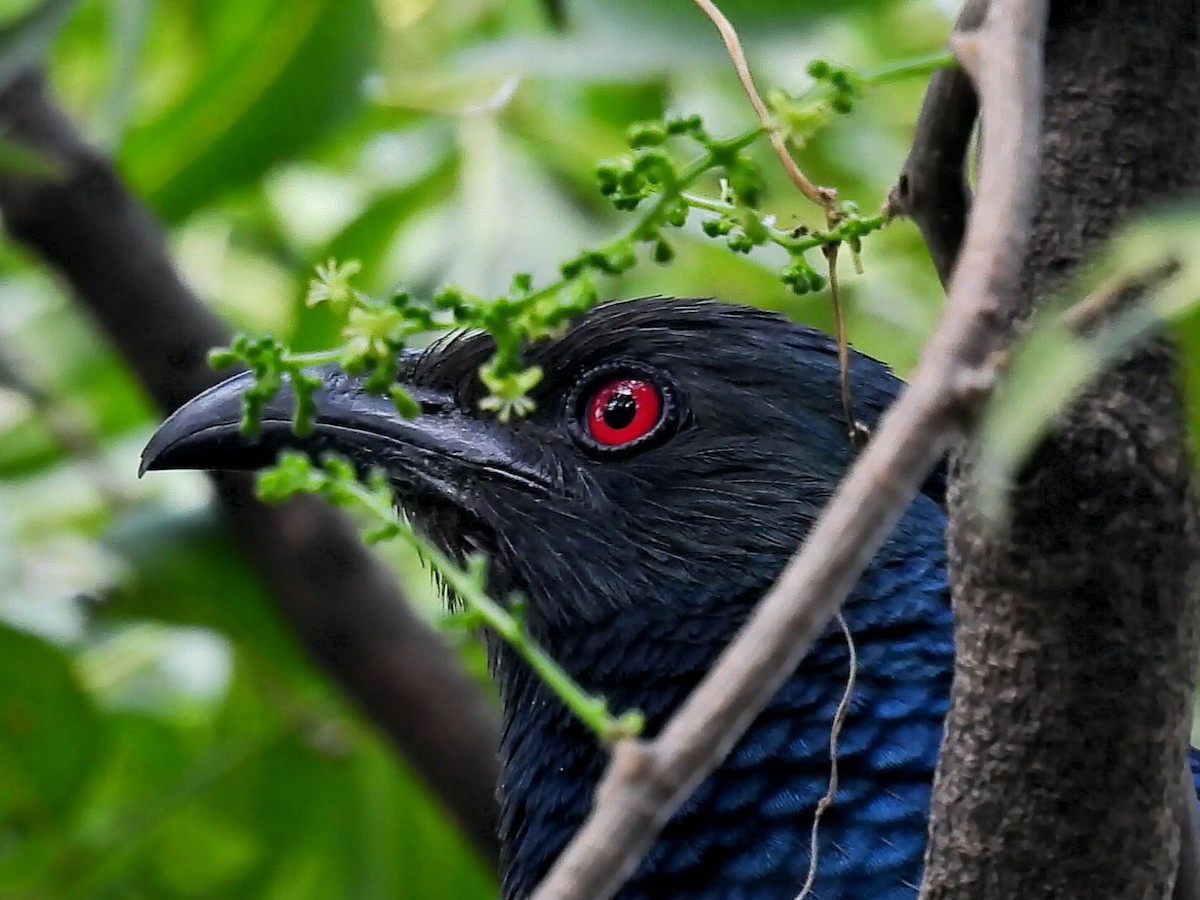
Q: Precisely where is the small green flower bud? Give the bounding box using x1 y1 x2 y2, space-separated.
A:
390 386 421 420
208 348 237 369
596 163 620 195
666 114 703 136
806 59 831 79
727 233 753 254
627 121 668 147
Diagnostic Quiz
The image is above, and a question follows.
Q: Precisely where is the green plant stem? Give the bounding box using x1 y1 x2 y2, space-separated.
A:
218 52 952 427
862 51 954 87
326 474 645 745
286 349 344 367
519 128 765 311
680 191 887 253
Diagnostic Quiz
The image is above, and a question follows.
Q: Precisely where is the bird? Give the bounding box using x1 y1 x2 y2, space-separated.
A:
140 296 1198 899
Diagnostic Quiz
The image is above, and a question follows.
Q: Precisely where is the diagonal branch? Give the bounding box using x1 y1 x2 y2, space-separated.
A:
0 68 503 869
528 1 1047 896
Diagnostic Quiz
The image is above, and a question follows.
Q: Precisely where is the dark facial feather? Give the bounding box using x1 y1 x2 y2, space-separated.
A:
395 297 923 631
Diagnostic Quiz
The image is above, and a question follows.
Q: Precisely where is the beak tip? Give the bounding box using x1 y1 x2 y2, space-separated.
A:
138 428 176 477
137 444 163 477
138 373 256 477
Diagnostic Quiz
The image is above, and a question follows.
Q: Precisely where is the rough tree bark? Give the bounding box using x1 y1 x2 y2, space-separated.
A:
923 2 1200 897
0 69 502 869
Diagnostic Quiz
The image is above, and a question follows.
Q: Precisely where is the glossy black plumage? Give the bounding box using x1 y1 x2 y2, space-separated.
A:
143 297 1200 898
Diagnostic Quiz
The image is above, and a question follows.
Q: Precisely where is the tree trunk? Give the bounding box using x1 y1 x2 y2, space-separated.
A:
923 2 1200 897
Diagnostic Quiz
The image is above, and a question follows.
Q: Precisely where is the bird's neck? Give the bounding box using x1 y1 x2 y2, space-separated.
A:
490 515 953 900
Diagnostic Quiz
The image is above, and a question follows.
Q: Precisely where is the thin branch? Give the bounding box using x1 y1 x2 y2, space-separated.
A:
794 613 857 900
0 67 503 869
886 0 988 286
823 242 868 447
692 0 837 216
692 0 877 448
529 0 1046 895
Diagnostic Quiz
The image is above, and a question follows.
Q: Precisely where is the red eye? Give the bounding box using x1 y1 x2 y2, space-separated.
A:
585 378 663 447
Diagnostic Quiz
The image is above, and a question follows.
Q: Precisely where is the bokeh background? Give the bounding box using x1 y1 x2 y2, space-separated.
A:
0 0 977 896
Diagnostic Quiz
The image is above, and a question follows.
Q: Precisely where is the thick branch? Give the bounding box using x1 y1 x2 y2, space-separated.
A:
0 69 502 868
529 2 1046 897
923 1 1200 897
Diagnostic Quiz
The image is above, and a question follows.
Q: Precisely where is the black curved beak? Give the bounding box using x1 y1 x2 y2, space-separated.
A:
140 365 549 496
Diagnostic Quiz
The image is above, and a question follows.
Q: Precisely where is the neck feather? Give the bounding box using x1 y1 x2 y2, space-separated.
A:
491 509 952 899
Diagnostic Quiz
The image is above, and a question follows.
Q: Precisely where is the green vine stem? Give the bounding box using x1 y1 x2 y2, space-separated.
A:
257 452 646 745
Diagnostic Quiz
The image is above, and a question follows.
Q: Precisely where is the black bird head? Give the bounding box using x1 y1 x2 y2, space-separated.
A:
144 297 928 632
143 297 954 898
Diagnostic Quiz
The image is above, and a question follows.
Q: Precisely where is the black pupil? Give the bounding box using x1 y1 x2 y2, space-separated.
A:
603 389 638 430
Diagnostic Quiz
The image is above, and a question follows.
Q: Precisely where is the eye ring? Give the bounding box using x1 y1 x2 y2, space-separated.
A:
566 361 679 456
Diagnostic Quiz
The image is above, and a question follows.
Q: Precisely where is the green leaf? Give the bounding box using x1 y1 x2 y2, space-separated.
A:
975 207 1200 524
101 506 308 674
76 710 192 835
333 735 495 899
0 623 102 824
148 807 262 895
59 705 280 898
91 0 150 148
325 155 457 284
120 0 377 221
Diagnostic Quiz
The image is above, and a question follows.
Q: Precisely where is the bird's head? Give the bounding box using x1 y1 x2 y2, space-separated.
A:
143 297 932 635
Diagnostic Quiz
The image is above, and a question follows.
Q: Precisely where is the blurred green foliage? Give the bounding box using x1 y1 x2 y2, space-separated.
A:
0 0 964 896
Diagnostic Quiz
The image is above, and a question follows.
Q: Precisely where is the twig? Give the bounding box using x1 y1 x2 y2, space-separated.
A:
529 0 1046 895
823 243 868 447
1058 264 1178 334
886 0 988 286
794 613 857 900
692 0 838 217
1058 274 1132 331
271 456 646 744
692 0 877 447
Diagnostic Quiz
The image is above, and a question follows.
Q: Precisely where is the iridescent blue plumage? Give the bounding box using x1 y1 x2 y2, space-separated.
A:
494 491 952 899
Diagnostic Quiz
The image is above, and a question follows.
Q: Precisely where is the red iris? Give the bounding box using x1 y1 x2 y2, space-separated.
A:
585 378 662 447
